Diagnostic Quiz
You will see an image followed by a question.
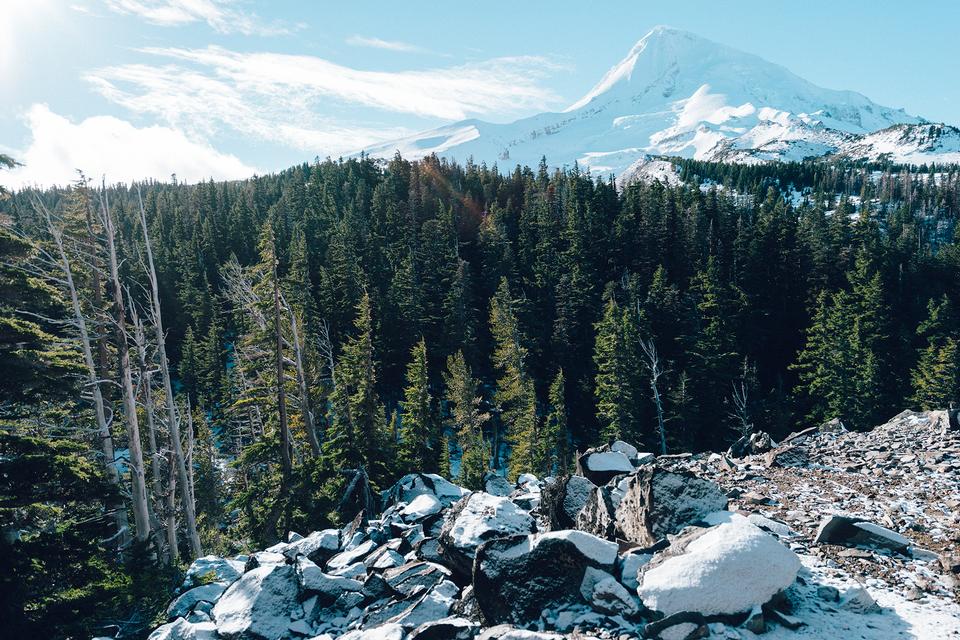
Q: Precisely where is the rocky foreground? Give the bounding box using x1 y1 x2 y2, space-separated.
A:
146 411 960 640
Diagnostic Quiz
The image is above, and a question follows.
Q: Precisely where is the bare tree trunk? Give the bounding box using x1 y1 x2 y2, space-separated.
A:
136 188 202 558
165 449 179 563
273 246 292 537
80 182 113 404
131 304 169 561
40 202 129 549
100 190 151 544
283 295 319 456
640 338 668 456
185 398 197 512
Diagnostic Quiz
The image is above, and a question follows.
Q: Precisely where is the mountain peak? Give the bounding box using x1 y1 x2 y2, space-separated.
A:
565 26 729 112
362 29 943 173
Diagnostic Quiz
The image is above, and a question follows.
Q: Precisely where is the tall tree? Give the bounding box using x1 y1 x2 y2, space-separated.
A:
398 339 435 473
490 278 540 480
910 295 959 410
443 350 489 490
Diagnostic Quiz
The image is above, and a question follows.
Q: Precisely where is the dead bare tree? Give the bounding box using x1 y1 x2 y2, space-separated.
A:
136 187 202 558
129 292 173 561
281 292 319 455
730 358 754 439
639 338 669 455
33 199 130 548
98 187 151 544
272 240 293 537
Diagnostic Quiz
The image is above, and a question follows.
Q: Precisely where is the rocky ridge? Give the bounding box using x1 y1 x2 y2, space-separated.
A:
145 410 960 640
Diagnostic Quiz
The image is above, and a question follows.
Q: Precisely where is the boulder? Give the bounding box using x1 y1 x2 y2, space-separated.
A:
212 564 301 639
167 583 227 620
387 579 460 628
727 431 776 458
637 519 801 617
438 492 535 580
537 474 595 531
614 467 727 547
383 561 453 598
181 555 245 590
579 566 639 616
148 618 217 640
401 494 444 522
813 515 911 553
576 447 634 485
619 550 652 591
482 473 514 498
472 530 617 625
407 616 480 640
328 538 379 571
339 623 407 640
384 474 469 510
297 557 364 603
283 528 341 565
574 485 617 540
764 445 808 468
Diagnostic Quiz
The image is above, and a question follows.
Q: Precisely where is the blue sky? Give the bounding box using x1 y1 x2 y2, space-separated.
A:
3 0 958 187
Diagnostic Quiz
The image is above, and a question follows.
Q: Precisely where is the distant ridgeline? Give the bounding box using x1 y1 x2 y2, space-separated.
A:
2 153 960 636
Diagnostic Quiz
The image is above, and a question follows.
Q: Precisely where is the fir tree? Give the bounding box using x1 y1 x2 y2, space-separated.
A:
910 295 960 410
490 278 540 480
398 339 435 473
593 292 642 444
325 292 392 487
543 369 570 475
443 351 489 490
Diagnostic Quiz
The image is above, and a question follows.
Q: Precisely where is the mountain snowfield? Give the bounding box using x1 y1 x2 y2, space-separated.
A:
360 27 960 175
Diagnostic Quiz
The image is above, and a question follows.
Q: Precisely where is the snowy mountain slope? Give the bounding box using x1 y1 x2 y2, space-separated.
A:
360 27 955 174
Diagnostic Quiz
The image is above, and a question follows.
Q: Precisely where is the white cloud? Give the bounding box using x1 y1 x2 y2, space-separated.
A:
104 0 294 36
86 46 565 155
2 104 258 190
346 36 425 53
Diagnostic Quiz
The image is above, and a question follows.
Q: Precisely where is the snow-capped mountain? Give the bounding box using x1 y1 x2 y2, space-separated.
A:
361 27 960 174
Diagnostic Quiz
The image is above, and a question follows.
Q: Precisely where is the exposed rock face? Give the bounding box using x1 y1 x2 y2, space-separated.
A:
614 467 727 546
472 530 617 624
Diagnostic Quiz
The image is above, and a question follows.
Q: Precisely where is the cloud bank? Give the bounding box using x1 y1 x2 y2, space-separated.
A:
3 104 258 190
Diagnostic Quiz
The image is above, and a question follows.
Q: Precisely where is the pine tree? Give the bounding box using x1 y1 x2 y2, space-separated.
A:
398 339 435 473
593 292 642 444
490 278 540 480
911 295 960 410
443 351 489 490
543 369 570 475
325 293 392 487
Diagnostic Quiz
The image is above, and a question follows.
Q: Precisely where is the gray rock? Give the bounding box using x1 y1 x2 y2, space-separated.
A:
614 467 727 546
472 530 617 625
212 564 300 640
297 557 363 603
407 615 480 639
383 561 453 598
167 583 227 620
813 515 911 553
438 492 536 581
181 555 244 590
483 472 514 497
283 528 340 564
